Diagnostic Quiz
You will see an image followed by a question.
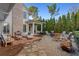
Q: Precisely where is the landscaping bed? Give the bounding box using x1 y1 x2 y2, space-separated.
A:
0 44 24 56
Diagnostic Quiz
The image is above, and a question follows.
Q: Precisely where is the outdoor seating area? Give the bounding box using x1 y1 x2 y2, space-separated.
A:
0 31 79 56
0 26 79 56
44 31 79 54
0 31 43 55
0 3 79 56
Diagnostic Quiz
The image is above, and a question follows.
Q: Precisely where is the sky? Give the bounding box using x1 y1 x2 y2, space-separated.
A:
24 3 79 20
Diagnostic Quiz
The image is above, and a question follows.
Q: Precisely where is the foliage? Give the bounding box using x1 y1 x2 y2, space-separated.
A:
47 3 59 18
26 4 79 33
28 6 38 19
45 10 79 33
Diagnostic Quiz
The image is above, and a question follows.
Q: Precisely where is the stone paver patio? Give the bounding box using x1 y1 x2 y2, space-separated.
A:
17 35 71 56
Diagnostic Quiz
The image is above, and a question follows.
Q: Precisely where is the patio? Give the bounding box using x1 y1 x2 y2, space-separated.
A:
0 34 42 56
17 35 71 56
0 34 79 56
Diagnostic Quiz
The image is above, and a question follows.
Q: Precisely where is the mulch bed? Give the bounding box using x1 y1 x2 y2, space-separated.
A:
0 44 24 56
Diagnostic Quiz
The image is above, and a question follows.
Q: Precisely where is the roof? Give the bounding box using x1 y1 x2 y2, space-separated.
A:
0 3 15 21
25 20 45 24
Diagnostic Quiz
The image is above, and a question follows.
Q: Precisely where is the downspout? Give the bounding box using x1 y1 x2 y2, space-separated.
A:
12 8 13 36
11 4 16 36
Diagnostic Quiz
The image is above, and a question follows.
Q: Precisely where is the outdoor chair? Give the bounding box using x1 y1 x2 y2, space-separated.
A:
0 33 14 47
15 35 22 40
22 32 28 38
50 31 55 37
26 35 34 40
22 33 34 40
13 31 22 40
3 34 14 47
60 39 72 52
60 31 68 40
0 34 6 47
45 31 50 35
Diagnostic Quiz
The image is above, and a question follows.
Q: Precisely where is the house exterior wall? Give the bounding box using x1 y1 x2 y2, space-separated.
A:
0 21 4 33
12 3 23 35
0 3 43 36
4 10 12 35
23 7 29 34
0 3 24 36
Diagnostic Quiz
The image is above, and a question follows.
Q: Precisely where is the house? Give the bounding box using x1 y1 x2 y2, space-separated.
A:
0 3 44 37
23 5 44 35
2 3 23 36
0 3 15 35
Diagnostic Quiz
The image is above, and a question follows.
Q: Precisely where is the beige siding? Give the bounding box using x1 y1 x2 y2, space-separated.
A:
0 21 4 33
4 10 12 35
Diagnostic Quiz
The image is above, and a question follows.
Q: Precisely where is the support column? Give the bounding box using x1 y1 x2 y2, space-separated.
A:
27 24 29 34
32 22 35 35
35 25 37 34
41 23 43 32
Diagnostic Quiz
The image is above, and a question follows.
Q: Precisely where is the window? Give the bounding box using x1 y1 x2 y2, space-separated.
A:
3 24 10 34
23 12 26 19
23 24 26 32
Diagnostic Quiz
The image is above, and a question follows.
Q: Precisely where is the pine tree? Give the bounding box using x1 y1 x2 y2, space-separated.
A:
66 12 72 32
58 16 63 32
61 15 66 31
76 10 79 30
71 12 75 31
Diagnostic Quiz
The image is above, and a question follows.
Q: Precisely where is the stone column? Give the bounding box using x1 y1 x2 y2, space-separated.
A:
35 25 37 34
27 24 29 34
32 22 35 35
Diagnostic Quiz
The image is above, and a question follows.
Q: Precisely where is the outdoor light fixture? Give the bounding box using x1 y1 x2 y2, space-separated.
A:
4 23 8 26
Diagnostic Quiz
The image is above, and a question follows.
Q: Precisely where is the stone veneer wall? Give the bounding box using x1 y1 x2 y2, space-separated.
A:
12 3 23 35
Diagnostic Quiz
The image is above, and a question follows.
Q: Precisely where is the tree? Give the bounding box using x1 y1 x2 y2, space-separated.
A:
76 10 79 30
61 15 67 31
56 16 63 32
45 18 55 32
71 12 75 31
28 6 38 20
47 4 59 18
66 12 72 32
42 18 46 31
47 4 59 31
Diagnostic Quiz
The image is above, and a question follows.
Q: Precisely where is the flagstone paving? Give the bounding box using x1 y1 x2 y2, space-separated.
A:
17 35 71 56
